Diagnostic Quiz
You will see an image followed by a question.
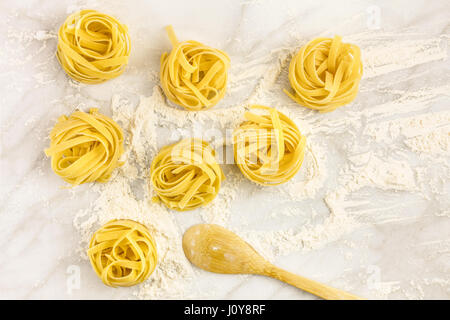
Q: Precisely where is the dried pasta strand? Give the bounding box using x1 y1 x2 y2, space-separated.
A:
150 138 224 211
284 36 363 113
160 25 230 111
234 105 306 186
57 9 130 84
44 108 124 186
88 220 158 287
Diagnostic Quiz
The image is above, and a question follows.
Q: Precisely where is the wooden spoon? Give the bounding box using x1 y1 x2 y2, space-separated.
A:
182 224 363 300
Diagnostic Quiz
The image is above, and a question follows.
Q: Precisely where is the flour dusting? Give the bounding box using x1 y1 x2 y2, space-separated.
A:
72 29 449 299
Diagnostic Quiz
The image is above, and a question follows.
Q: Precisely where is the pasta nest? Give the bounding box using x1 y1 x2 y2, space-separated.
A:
150 138 224 211
57 9 130 84
284 36 363 113
44 108 124 186
160 26 230 111
233 105 306 186
88 220 157 287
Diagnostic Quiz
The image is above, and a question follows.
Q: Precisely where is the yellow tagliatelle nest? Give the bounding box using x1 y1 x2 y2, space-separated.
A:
88 220 157 287
150 138 224 211
44 108 124 186
160 25 230 111
233 105 306 186
57 10 130 84
284 36 363 113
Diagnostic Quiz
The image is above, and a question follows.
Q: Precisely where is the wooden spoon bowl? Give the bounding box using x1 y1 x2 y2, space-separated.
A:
183 224 363 300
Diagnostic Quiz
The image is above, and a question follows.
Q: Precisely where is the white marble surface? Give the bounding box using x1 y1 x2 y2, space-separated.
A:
0 0 449 300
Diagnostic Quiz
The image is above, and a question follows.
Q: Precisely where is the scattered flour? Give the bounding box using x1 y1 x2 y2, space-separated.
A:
8 10 449 299
76 30 449 299
347 32 448 79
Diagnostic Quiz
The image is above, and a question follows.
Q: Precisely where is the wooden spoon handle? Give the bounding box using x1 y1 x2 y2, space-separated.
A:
262 266 364 300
